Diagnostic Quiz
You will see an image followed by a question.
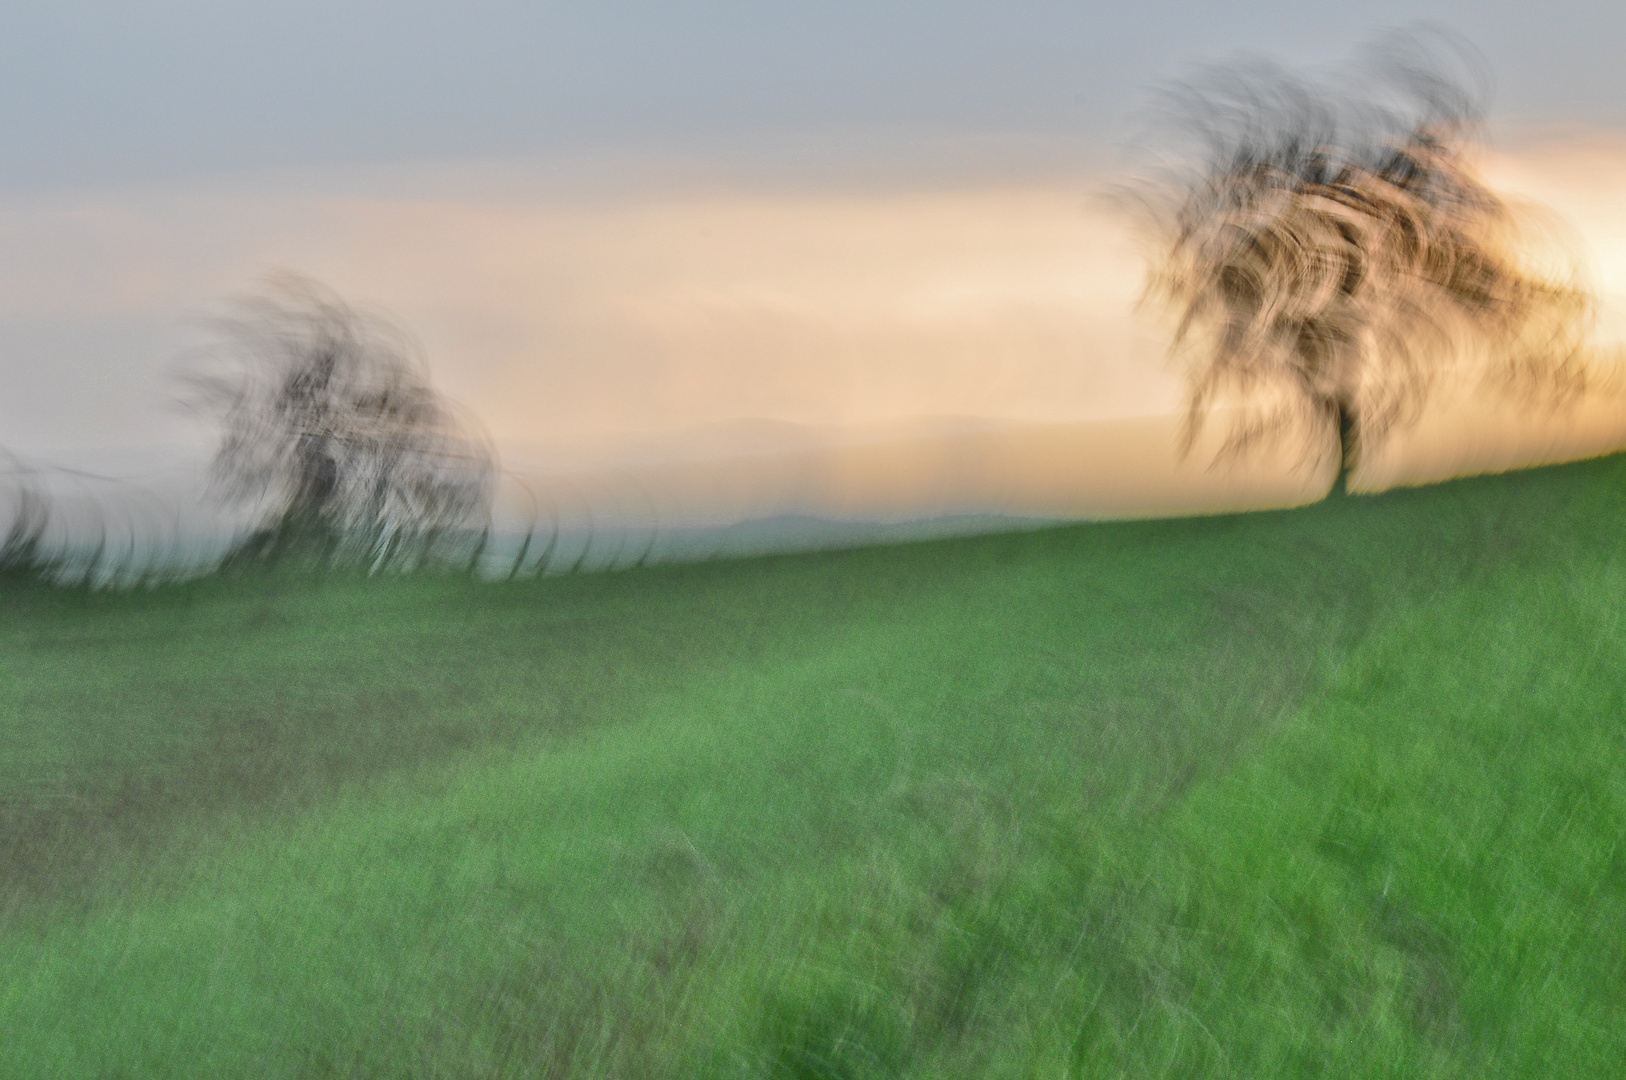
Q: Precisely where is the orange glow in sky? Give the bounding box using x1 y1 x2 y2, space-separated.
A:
1 128 1623 524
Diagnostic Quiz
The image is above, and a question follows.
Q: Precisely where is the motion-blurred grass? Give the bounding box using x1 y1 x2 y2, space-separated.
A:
2 455 1622 1078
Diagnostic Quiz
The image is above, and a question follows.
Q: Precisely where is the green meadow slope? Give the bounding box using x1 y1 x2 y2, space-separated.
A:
1 455 1623 1078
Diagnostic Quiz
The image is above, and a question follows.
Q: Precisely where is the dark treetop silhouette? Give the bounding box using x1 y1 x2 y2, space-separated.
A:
189 277 495 570
1140 34 1596 495
0 480 49 581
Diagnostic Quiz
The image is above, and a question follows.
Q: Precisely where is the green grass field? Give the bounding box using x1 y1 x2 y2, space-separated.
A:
3 454 1624 1078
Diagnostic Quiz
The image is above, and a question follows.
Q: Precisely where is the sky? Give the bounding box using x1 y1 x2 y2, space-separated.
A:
3 2 1626 538
5 2 1626 190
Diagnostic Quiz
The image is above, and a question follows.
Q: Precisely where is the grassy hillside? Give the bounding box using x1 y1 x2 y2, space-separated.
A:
2 455 1623 1078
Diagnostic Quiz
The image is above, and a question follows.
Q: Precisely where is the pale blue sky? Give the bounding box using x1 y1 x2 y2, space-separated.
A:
3 2 1624 190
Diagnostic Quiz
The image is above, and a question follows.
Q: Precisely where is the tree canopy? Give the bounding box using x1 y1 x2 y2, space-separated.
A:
1140 34 1596 492
190 276 494 570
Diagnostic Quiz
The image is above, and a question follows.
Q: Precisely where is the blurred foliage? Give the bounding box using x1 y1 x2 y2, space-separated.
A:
0 483 52 583
186 274 494 572
1141 31 1598 490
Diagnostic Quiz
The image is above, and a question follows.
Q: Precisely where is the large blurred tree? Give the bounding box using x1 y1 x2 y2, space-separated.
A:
191 276 494 569
1141 34 1595 494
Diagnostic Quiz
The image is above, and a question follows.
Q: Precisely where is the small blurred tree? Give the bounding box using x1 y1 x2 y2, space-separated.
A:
1141 33 1595 494
190 276 494 570
0 482 51 583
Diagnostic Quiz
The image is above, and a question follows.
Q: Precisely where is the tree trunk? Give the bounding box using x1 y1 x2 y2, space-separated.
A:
1331 402 1358 498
